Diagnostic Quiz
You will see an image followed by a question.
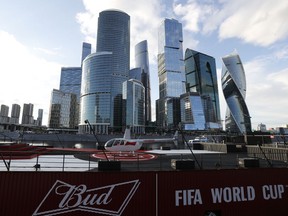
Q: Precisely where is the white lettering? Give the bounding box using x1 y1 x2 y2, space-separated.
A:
56 184 113 209
211 186 255 203
175 189 202 206
262 185 285 200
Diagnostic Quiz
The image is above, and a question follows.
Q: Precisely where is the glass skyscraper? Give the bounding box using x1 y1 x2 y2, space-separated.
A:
157 18 186 129
96 10 130 130
221 51 252 134
60 67 82 99
48 89 77 128
122 79 145 134
81 42 92 63
184 49 220 124
180 92 206 130
135 40 151 124
79 52 113 134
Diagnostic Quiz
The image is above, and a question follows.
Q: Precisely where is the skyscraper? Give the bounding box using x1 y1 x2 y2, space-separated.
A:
37 109 43 126
21 103 34 125
0 105 9 123
96 10 130 130
157 18 186 129
59 67 82 98
79 52 113 134
122 79 145 134
135 40 151 125
184 49 220 124
180 92 206 130
48 89 77 128
221 51 252 134
10 104 21 124
81 42 92 63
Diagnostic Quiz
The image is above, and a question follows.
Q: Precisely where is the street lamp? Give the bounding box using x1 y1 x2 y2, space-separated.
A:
84 119 108 161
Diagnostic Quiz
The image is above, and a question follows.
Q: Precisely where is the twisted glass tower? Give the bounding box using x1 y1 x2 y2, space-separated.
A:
221 51 251 134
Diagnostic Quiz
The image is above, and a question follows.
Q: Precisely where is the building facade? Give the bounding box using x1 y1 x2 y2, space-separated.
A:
180 92 206 131
21 103 34 125
81 42 92 63
135 40 151 125
96 9 130 130
0 105 9 123
221 51 252 134
184 49 221 124
157 18 186 129
122 79 145 134
79 52 113 134
48 89 77 128
10 104 21 124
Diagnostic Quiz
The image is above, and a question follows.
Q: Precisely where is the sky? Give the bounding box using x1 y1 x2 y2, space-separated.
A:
0 0 288 130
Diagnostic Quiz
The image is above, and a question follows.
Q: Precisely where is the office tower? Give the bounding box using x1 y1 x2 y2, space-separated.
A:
10 104 21 124
167 98 181 129
0 105 9 123
221 51 251 134
21 103 34 125
129 67 142 81
58 42 91 128
79 52 113 134
81 42 92 63
184 49 220 124
96 10 130 130
60 67 82 98
135 40 151 125
37 109 43 126
157 18 186 129
122 79 145 134
180 92 206 130
48 89 77 128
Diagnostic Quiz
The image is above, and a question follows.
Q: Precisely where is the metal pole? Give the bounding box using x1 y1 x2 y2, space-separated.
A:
85 119 109 161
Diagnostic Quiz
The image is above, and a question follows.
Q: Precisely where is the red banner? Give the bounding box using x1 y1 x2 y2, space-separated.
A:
0 172 156 216
158 168 288 216
1 169 288 215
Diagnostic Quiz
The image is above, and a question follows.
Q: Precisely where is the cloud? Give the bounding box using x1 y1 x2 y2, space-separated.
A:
76 0 165 66
243 56 288 128
0 31 61 125
173 0 288 47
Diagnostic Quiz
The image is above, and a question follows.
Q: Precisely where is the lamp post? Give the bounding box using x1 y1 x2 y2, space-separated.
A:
84 119 109 161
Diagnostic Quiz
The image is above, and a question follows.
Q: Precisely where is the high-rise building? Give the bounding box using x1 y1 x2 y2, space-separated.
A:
0 105 9 123
96 10 130 130
48 89 77 128
37 109 43 126
135 40 151 125
79 52 113 134
81 42 92 63
10 104 21 124
21 103 34 125
184 49 220 124
157 18 186 129
180 92 206 130
122 79 145 134
221 51 252 134
129 68 142 81
57 42 91 128
60 67 82 99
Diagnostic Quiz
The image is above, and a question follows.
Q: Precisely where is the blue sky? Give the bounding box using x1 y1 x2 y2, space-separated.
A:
0 0 287 129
